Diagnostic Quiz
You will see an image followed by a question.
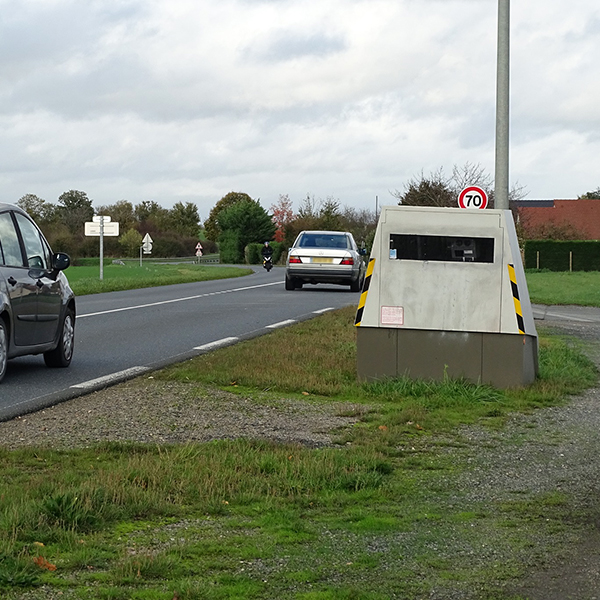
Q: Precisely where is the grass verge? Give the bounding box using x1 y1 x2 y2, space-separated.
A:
0 308 597 599
526 270 600 306
65 262 253 296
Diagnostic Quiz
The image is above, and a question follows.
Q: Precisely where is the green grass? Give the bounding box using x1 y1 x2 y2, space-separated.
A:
526 270 600 306
1 303 598 598
65 262 253 295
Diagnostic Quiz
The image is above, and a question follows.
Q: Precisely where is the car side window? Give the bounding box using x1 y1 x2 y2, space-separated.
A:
0 211 25 267
14 212 50 269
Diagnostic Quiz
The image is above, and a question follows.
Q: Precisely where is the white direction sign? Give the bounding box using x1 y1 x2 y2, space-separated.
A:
142 233 153 254
458 186 488 210
93 215 111 223
85 221 120 236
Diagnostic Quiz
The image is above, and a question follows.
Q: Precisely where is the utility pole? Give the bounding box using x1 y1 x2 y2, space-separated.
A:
494 0 510 210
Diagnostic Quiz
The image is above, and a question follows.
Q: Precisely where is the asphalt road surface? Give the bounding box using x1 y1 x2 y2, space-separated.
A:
0 267 360 421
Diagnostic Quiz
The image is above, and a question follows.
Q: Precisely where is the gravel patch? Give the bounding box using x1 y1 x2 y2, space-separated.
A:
0 379 363 450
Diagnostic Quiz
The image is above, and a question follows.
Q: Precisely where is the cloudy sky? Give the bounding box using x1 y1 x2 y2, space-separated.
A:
1 0 598 220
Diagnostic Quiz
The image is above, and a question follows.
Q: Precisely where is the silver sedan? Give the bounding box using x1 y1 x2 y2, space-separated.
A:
285 230 366 292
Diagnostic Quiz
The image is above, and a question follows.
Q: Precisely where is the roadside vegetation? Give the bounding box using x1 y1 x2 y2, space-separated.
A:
1 279 598 599
66 261 253 296
526 270 600 306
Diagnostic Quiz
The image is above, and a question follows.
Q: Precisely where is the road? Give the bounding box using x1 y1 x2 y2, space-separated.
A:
0 267 361 421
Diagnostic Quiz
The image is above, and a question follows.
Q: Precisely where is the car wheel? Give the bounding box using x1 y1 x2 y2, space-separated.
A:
0 320 7 383
44 308 75 368
350 277 361 292
285 274 296 291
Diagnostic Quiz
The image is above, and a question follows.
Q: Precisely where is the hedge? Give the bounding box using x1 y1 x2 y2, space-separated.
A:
524 240 600 271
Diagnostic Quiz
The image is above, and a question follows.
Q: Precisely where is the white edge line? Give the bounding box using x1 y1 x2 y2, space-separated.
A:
77 281 282 319
313 307 335 314
542 312 594 323
71 366 150 390
266 319 297 329
194 337 239 351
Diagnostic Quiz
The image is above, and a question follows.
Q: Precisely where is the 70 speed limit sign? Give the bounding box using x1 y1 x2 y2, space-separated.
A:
458 186 488 209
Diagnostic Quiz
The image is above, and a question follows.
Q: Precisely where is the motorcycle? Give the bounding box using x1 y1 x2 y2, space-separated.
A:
262 255 273 272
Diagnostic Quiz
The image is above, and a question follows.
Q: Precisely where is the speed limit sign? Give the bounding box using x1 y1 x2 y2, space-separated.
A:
458 186 488 209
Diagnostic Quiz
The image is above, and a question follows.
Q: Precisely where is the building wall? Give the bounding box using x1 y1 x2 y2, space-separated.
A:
517 199 600 240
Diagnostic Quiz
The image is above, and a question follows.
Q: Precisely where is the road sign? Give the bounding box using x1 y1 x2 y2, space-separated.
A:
458 186 488 210
85 222 120 236
93 215 111 223
142 233 153 254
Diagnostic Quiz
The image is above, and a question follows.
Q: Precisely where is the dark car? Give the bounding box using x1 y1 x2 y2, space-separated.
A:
285 230 366 291
0 203 75 382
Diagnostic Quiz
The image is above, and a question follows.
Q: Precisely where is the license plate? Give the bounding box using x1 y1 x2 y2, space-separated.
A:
312 257 334 264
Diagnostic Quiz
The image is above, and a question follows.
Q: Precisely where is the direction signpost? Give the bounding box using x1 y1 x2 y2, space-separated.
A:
84 216 120 280
140 233 153 266
458 186 488 210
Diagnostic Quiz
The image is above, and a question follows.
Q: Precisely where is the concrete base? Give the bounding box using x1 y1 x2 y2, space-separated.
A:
356 327 538 389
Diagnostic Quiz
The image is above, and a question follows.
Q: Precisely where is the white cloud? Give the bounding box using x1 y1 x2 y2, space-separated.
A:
0 0 599 220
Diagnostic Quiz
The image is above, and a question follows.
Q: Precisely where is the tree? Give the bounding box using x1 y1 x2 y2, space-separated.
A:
393 168 458 207
95 200 136 232
58 190 94 234
17 194 53 223
119 228 143 257
134 201 171 234
392 163 527 208
319 197 342 230
217 200 276 263
283 194 348 247
169 201 200 237
205 192 253 242
339 206 377 249
270 194 295 242
579 188 600 200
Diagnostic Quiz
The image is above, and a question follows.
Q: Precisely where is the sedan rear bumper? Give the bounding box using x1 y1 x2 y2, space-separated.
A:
287 266 359 284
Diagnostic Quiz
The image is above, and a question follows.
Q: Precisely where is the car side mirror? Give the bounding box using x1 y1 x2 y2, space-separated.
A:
52 252 71 271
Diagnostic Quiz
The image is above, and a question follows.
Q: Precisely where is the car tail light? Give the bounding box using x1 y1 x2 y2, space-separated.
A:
289 256 302 264
340 257 354 265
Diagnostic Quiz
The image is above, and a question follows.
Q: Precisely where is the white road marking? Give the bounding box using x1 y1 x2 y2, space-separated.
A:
194 337 239 351
266 319 297 329
77 281 282 319
313 307 334 314
544 312 595 323
71 366 150 389
534 308 596 323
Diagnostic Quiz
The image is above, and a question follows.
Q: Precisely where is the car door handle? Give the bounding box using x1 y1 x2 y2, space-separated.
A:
7 276 17 286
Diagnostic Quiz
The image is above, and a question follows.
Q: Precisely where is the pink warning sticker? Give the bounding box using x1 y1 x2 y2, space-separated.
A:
381 306 404 326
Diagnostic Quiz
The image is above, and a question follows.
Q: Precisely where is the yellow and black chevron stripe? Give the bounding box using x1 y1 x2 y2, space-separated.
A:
354 258 375 326
508 263 525 334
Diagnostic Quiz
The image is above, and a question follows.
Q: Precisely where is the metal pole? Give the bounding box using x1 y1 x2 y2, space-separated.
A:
99 217 104 281
494 0 510 210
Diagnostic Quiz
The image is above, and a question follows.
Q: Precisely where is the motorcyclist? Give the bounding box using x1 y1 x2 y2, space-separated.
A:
261 241 273 260
261 241 274 271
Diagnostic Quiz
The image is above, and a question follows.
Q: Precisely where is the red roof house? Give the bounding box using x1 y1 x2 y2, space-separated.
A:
516 199 600 240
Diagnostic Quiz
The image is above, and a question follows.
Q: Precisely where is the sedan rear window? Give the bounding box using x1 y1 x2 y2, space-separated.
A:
298 234 349 249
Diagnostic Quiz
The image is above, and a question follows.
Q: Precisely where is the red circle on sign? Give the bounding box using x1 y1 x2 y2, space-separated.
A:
458 186 488 209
